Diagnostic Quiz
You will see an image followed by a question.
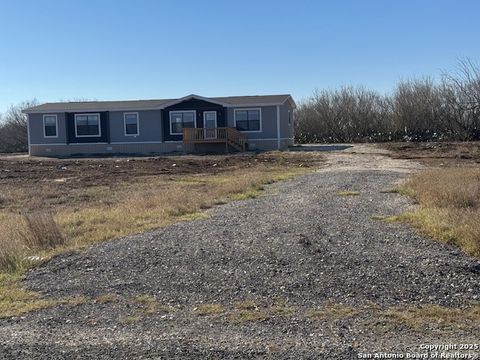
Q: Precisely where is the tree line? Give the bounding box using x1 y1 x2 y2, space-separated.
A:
295 59 480 143
0 100 37 153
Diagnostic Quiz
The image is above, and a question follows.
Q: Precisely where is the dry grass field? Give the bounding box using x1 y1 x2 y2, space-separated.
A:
1 145 479 358
0 151 322 317
396 168 480 257
383 142 480 257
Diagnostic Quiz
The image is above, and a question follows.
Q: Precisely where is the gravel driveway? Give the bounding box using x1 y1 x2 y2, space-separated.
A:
1 145 479 359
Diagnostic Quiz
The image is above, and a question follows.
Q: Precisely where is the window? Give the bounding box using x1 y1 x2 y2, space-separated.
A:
43 115 58 138
234 108 261 132
124 112 139 136
75 114 101 137
288 110 291 126
169 111 196 135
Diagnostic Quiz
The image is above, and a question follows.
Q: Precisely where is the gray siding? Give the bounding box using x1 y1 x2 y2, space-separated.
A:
226 105 278 140
29 139 288 156
246 139 290 151
30 142 183 157
109 110 162 143
279 103 294 140
28 113 67 144
224 104 294 150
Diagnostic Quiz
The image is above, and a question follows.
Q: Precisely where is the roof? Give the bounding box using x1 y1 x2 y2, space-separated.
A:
23 94 296 113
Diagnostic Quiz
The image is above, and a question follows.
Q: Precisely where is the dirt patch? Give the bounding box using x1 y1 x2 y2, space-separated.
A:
311 143 423 173
381 141 480 167
0 152 320 212
0 153 284 186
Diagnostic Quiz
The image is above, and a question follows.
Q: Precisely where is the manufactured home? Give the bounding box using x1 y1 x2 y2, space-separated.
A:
23 94 296 157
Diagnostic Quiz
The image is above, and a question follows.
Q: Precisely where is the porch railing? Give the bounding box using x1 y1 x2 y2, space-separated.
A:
183 127 248 151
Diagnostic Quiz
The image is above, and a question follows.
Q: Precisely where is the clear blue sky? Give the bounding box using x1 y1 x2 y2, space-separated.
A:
0 0 479 113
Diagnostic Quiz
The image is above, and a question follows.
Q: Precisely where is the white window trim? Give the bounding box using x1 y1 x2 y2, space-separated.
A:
234 108 262 133
124 112 140 137
169 110 196 135
203 111 217 128
43 114 58 138
74 113 101 138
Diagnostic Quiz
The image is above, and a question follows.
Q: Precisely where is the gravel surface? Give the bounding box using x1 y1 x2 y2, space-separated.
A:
1 145 479 359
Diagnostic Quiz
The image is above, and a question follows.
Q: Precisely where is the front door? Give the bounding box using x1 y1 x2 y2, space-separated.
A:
203 111 217 139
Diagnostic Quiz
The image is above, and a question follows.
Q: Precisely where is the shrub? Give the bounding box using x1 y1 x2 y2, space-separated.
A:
23 213 65 250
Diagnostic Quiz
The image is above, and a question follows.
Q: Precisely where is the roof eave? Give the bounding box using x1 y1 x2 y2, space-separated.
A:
160 94 231 108
22 94 296 113
283 95 297 109
23 102 293 114
22 106 164 114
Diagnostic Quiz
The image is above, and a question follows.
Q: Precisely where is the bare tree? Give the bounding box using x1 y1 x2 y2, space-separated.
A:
442 58 480 139
295 87 392 143
295 58 480 143
0 99 38 152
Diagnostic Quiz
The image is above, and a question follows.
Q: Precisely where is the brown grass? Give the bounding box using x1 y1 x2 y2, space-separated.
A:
195 303 225 316
23 213 65 250
306 304 358 320
381 303 480 331
268 302 296 316
0 152 323 318
0 212 63 271
55 166 309 248
0 154 319 270
226 301 295 323
234 300 257 310
402 168 480 208
399 168 480 257
0 274 87 319
132 294 158 314
226 309 269 323
95 294 118 304
336 190 360 196
0 216 23 271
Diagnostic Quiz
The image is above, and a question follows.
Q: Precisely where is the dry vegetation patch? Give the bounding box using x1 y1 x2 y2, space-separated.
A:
227 309 270 324
195 303 225 316
398 167 480 257
234 300 258 310
132 295 159 314
0 275 88 319
0 152 322 318
336 190 360 196
380 304 480 331
226 301 296 323
95 294 119 304
306 304 358 320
